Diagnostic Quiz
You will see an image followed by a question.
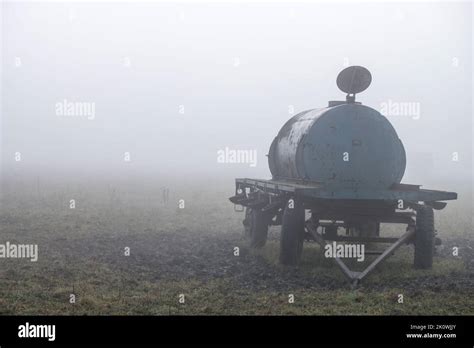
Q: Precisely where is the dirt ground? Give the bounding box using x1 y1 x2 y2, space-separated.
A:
0 176 472 315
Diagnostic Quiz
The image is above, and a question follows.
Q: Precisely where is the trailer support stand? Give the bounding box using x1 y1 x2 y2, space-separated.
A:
306 223 415 286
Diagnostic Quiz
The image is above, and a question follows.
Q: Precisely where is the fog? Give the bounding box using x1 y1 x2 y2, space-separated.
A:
1 1 472 189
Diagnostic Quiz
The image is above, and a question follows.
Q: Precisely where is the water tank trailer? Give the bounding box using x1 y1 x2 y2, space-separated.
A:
229 66 457 286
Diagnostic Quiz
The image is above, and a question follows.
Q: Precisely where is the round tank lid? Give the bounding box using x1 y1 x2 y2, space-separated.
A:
336 66 372 95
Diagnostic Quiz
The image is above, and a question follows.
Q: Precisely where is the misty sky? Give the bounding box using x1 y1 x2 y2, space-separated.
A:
1 1 472 186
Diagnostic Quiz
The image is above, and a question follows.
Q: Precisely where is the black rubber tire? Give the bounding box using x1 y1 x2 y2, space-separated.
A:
279 199 305 265
244 208 269 248
243 207 252 238
414 206 435 269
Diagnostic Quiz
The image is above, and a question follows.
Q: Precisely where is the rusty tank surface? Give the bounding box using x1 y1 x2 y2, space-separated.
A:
268 103 406 189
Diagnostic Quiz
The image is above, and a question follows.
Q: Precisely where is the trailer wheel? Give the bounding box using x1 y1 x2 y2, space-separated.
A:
243 207 252 237
243 208 269 248
280 199 305 265
414 206 435 269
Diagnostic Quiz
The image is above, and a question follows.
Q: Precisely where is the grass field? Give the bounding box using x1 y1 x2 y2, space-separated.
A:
0 175 472 315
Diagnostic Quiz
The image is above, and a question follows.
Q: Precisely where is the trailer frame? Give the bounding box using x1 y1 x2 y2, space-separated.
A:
230 177 457 286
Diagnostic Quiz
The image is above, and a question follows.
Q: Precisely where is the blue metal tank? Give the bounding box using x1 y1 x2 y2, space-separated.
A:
268 102 406 189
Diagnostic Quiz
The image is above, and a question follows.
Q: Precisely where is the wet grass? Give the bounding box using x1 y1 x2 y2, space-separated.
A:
0 177 472 315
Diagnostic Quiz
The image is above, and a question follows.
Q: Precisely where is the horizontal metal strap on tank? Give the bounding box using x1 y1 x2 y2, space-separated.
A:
235 178 457 202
